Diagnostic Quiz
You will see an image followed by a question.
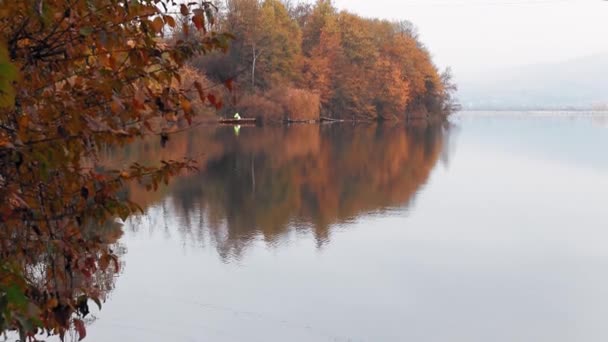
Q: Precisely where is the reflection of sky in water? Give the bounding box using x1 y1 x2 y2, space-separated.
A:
453 112 608 171
85 113 608 342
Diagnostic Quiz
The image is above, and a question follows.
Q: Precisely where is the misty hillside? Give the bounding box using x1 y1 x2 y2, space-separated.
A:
457 52 608 110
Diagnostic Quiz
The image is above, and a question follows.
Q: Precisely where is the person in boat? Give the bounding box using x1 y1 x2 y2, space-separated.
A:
234 112 241 120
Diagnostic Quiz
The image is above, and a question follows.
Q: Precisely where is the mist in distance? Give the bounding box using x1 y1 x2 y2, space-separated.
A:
324 0 608 110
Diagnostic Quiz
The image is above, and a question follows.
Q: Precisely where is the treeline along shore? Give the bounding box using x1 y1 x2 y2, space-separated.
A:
180 0 459 123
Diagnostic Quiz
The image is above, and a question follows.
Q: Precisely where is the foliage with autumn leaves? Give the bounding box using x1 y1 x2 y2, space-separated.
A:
0 0 231 340
194 0 459 122
0 0 456 340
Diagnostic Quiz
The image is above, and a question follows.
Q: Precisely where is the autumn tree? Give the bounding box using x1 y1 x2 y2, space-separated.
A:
0 0 231 339
301 3 340 110
301 0 335 56
223 0 263 89
256 0 302 88
215 0 301 89
186 0 458 122
192 0 455 122
371 57 411 120
297 1 451 120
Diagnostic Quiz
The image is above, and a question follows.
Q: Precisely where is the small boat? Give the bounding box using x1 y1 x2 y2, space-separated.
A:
218 117 257 124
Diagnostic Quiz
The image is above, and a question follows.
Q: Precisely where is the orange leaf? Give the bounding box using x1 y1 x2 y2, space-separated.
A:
98 53 110 68
181 98 192 113
180 4 189 16
99 254 110 271
18 115 29 130
46 298 59 309
151 17 164 33
0 138 14 149
164 15 176 28
111 96 123 114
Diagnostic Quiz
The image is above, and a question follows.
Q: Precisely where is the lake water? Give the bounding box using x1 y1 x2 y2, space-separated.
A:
84 112 608 342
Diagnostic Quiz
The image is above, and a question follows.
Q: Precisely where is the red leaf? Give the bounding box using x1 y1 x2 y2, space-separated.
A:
207 94 216 105
110 254 120 272
74 319 87 341
224 79 234 91
81 269 92 279
192 13 204 31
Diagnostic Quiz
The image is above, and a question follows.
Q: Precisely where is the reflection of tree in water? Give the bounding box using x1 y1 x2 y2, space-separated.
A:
123 123 449 259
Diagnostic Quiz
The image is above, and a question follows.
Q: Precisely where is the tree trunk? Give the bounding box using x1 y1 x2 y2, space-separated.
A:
251 44 256 88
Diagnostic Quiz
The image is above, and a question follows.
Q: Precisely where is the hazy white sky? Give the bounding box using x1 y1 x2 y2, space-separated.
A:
327 0 608 78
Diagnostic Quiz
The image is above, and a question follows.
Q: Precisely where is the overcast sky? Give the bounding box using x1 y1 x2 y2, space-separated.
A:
327 0 608 78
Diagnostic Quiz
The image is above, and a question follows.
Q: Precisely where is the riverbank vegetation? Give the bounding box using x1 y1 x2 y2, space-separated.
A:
189 0 459 122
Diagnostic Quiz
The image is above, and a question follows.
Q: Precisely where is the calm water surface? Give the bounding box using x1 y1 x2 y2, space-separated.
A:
88 112 608 341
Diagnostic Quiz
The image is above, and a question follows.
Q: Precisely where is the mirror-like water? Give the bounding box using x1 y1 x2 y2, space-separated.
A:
83 112 608 341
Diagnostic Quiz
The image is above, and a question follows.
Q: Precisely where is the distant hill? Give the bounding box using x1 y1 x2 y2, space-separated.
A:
457 52 608 110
